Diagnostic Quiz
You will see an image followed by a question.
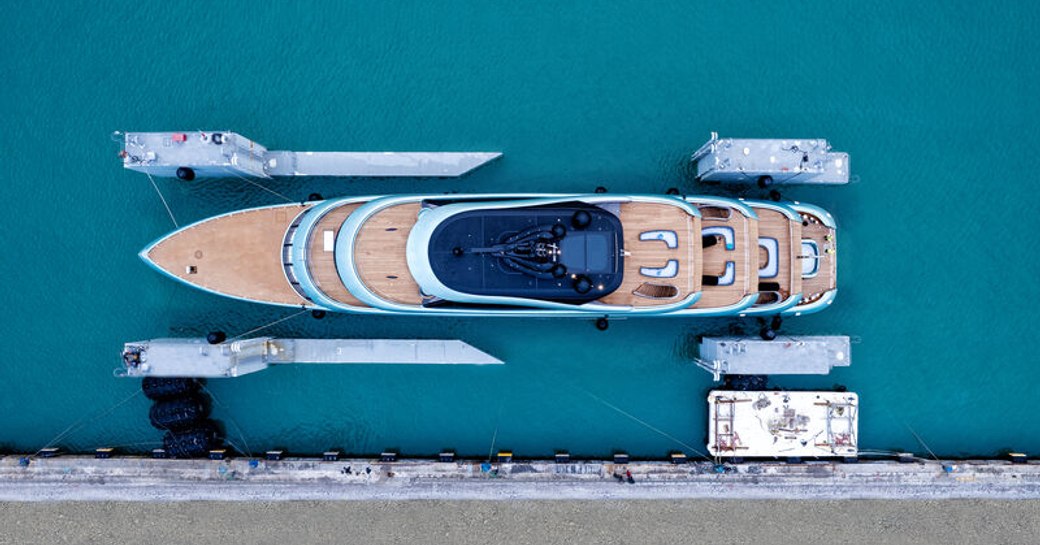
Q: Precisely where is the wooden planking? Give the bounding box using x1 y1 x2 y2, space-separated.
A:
598 202 701 307
753 207 801 300
799 212 837 304
690 208 758 309
147 204 311 306
305 203 366 307
354 203 424 305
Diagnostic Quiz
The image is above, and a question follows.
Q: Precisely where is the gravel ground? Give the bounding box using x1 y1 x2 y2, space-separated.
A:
1 500 1038 545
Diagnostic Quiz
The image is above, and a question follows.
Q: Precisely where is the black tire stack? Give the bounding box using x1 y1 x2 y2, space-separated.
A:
142 377 222 458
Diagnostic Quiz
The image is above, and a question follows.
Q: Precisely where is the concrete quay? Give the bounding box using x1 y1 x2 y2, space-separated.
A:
2 455 1038 501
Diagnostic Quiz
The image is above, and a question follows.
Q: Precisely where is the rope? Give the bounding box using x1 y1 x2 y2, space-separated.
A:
578 386 710 459
199 382 253 458
35 389 142 457
486 397 505 462
223 167 296 204
226 309 310 342
906 424 942 464
146 173 178 228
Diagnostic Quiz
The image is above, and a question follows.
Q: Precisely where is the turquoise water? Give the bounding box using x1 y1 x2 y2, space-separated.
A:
2 2 1039 458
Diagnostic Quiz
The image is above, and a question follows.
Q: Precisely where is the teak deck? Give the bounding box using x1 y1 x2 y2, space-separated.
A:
753 207 802 300
305 202 366 307
690 207 758 309
146 204 311 306
799 212 837 304
354 203 424 305
598 202 702 307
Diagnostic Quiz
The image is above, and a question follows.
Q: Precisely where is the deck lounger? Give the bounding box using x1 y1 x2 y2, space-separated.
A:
639 230 678 249
632 282 680 299
640 259 678 278
758 237 779 278
800 240 820 278
701 226 735 250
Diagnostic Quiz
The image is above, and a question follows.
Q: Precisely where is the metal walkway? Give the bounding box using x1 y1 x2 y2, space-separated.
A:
118 131 501 179
119 337 503 378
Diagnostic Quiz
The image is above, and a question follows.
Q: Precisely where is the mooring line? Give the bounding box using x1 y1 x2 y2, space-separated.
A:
224 168 295 204
486 396 505 462
35 389 143 457
199 382 253 458
227 309 310 342
578 386 710 459
906 424 942 464
146 173 178 228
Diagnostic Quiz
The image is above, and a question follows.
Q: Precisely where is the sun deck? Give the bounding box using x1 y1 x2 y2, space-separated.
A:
688 204 758 309
753 207 802 304
354 203 424 305
145 204 311 306
597 202 701 307
798 211 837 305
305 203 366 307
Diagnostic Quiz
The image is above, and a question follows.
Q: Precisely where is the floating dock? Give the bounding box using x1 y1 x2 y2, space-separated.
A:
117 131 502 179
695 336 851 380
707 390 858 459
691 132 849 185
119 337 502 378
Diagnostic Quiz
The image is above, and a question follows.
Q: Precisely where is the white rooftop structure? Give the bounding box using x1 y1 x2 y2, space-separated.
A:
707 390 858 458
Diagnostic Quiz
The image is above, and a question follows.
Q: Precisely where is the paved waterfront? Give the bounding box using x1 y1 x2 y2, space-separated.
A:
2 500 1038 545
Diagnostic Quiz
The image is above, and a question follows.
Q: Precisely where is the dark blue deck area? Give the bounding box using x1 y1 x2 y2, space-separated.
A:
427 204 623 303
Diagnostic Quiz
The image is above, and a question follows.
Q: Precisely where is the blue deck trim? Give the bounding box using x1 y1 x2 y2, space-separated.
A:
741 292 803 316
670 293 760 317
781 289 838 316
684 195 759 220
288 196 378 311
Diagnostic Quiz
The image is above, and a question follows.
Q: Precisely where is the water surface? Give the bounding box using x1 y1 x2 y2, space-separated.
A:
1 1 1038 458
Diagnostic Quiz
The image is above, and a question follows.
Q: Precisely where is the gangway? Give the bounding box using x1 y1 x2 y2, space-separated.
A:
119 337 503 378
117 131 501 180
